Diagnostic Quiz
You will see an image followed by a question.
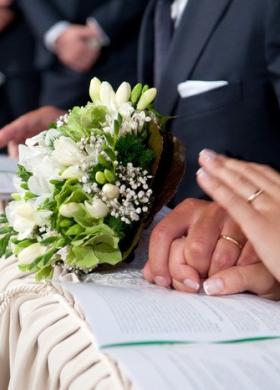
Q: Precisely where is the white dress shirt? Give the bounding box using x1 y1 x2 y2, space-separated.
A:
171 0 189 27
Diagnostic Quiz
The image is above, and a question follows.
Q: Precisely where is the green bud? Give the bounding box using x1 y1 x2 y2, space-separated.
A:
95 171 106 185
104 169 115 183
137 88 157 111
142 84 149 94
130 83 143 105
98 154 110 168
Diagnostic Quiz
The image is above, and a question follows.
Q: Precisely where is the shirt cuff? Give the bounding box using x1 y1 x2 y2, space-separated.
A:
44 21 71 52
87 17 110 47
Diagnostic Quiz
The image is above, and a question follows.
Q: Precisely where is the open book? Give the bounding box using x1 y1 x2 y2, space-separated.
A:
63 208 280 389
65 280 280 389
0 155 17 201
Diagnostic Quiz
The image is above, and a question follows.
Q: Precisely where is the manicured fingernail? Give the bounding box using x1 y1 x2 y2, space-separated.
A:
154 276 170 288
203 278 224 295
183 278 200 291
199 149 217 163
196 168 210 180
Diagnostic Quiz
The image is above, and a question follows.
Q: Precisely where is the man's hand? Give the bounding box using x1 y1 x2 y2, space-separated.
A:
0 8 15 32
55 24 101 72
0 106 65 158
144 199 258 292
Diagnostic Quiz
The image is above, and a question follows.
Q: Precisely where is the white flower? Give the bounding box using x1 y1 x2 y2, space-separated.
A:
18 243 47 265
59 203 80 218
116 82 131 106
25 132 46 147
102 184 120 200
61 165 83 180
85 199 109 219
89 77 101 103
44 129 61 147
137 88 157 110
5 201 51 239
28 175 51 196
100 81 116 107
53 136 85 166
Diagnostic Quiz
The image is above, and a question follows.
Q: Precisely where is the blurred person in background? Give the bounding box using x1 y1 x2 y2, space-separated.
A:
0 0 39 131
15 0 147 109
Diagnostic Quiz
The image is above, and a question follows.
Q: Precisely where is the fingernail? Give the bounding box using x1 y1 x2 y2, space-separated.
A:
196 168 210 180
203 278 224 295
199 149 217 163
183 278 200 291
154 276 170 288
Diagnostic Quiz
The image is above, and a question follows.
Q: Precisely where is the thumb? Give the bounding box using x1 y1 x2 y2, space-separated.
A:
203 263 280 299
77 25 97 39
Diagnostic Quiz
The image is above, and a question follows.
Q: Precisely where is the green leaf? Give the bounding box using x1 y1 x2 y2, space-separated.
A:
68 246 99 269
17 164 32 182
94 242 122 265
35 265 53 281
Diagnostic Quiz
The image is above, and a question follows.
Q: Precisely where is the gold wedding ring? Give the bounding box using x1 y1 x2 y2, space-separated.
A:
247 189 264 204
220 234 243 250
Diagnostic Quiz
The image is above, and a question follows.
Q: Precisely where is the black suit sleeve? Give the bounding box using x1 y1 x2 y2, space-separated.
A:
91 0 147 43
16 0 64 40
266 0 280 106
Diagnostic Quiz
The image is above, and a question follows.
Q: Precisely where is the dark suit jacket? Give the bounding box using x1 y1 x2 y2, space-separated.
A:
15 0 147 108
139 0 280 203
0 10 39 122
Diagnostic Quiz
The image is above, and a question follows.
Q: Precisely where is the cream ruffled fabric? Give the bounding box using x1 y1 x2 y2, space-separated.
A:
0 258 131 390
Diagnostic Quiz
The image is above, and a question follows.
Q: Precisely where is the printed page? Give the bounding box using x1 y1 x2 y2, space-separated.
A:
66 281 280 347
107 341 280 390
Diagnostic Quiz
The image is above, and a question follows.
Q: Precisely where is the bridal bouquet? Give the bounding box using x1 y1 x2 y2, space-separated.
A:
0 78 185 280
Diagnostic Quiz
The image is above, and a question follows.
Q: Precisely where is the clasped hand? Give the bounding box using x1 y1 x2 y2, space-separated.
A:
145 150 280 300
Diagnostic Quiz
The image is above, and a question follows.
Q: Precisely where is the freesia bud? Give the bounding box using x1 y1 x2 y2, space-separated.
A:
89 77 101 102
137 88 157 111
102 184 120 200
85 199 109 219
100 81 115 106
116 82 131 106
18 243 47 265
130 83 143 105
59 203 80 218
61 165 83 179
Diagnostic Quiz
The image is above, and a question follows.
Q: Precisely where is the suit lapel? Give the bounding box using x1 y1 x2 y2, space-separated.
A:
138 0 157 85
155 0 233 114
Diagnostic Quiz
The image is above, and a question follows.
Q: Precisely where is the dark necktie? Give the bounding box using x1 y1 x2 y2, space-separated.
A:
154 0 173 87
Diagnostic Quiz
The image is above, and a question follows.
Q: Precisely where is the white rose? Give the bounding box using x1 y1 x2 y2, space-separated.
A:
18 243 47 265
85 199 109 219
53 136 84 166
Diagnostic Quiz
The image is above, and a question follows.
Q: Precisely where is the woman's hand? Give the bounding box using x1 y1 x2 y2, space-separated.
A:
144 198 259 293
197 149 280 299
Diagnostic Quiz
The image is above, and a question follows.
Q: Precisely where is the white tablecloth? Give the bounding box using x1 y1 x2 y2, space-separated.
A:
0 257 131 390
